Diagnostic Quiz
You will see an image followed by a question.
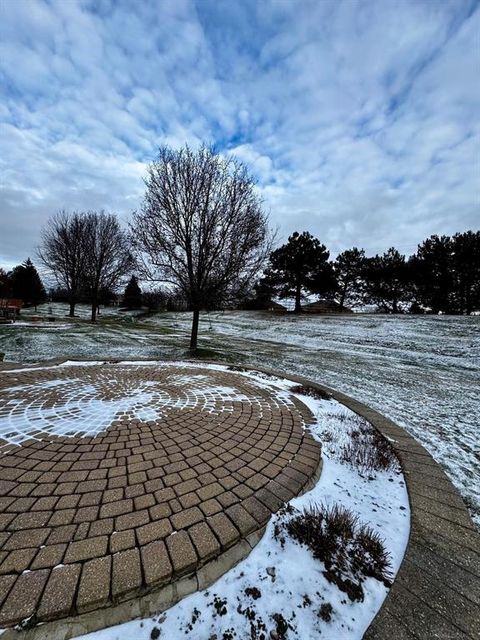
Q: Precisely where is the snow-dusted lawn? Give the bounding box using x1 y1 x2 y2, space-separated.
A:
73 366 409 640
1 309 477 525
149 310 480 526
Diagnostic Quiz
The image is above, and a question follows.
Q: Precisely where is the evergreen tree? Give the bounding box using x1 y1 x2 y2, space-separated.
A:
9 258 46 310
410 231 480 314
240 276 275 310
409 235 454 313
334 247 366 311
265 231 335 312
451 231 480 315
363 248 411 313
123 275 142 309
0 268 11 298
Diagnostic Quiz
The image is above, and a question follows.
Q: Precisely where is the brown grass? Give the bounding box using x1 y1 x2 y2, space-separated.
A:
290 384 331 401
281 503 392 602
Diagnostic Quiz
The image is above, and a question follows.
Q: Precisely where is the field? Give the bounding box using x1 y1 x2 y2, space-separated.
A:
1 305 478 526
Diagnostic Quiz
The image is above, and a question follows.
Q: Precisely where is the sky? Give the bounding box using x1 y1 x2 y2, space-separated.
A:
1 0 479 269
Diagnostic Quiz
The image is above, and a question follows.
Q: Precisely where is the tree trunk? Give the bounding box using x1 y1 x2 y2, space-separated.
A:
294 282 302 313
69 299 75 317
190 308 200 350
91 297 97 323
339 285 347 312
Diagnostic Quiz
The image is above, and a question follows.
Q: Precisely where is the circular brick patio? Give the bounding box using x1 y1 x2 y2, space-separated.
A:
0 362 321 630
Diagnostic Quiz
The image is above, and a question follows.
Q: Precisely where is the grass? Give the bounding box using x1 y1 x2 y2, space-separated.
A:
276 503 392 603
186 347 245 364
339 418 398 473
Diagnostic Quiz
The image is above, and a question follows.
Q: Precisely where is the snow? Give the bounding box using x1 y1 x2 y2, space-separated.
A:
0 363 291 444
1 310 477 524
148 311 480 526
73 371 409 640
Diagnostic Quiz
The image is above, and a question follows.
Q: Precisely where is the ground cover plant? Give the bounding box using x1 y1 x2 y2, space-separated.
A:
338 417 398 473
289 384 331 401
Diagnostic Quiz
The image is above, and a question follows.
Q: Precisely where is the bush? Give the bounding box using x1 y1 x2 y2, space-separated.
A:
279 503 392 602
339 420 397 473
290 384 331 401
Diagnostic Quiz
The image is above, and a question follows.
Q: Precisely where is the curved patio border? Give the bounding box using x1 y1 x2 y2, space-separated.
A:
229 362 479 640
0 357 478 639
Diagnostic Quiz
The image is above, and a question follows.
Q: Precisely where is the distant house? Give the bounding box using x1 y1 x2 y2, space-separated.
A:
303 300 353 314
0 298 23 322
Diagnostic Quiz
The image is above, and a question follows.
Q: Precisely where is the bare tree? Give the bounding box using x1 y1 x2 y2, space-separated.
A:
38 211 89 317
132 145 271 350
83 211 134 322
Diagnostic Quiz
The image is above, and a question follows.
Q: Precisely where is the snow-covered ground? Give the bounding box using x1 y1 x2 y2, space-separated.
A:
16 302 143 320
73 366 409 640
1 308 478 525
149 311 480 527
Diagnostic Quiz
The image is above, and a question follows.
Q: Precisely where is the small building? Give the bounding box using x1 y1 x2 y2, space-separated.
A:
0 298 23 322
303 300 353 314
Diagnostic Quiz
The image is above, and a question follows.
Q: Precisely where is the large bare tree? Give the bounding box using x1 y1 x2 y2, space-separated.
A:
38 211 89 317
132 145 271 350
83 211 134 322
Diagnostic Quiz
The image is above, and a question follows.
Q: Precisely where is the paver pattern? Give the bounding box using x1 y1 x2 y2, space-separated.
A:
0 362 320 628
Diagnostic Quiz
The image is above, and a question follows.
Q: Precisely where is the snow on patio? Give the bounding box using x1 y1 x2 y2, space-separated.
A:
73 365 409 640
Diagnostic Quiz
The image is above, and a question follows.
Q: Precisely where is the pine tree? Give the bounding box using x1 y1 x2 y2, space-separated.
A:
410 232 480 314
0 268 11 298
451 231 480 315
10 258 46 310
123 275 142 309
363 248 411 313
334 248 365 311
409 235 454 313
265 231 335 312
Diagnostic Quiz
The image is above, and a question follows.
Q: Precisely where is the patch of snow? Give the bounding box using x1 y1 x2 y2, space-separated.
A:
0 362 294 443
73 383 409 640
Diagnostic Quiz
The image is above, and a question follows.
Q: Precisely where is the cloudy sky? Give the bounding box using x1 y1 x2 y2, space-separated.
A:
1 0 479 268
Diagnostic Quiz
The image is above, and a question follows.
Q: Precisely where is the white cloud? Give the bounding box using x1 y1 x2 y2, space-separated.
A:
0 0 478 268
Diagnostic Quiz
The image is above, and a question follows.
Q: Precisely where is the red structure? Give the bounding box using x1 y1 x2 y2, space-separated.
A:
0 298 23 321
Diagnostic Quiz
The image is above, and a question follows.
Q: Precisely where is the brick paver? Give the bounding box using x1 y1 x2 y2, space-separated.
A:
0 361 320 628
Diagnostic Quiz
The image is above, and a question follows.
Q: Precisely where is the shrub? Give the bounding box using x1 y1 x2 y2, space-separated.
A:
290 384 331 401
280 503 392 602
339 420 397 473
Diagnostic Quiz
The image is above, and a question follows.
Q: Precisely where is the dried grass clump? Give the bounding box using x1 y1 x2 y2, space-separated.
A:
290 384 331 401
282 504 392 602
339 420 397 473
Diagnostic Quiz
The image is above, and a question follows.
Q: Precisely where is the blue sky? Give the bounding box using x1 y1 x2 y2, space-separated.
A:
1 0 479 268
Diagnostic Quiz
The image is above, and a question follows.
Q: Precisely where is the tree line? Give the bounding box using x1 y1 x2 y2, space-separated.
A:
253 230 480 315
1 144 478 350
